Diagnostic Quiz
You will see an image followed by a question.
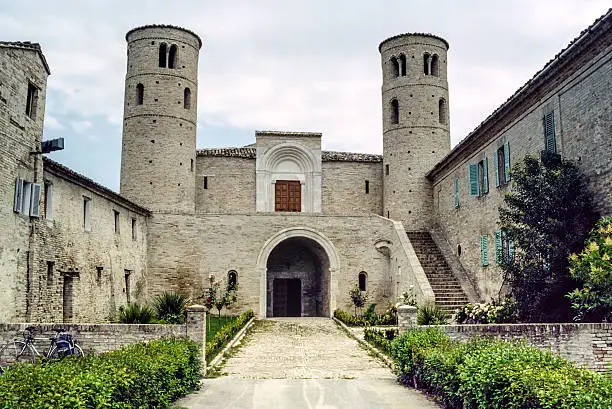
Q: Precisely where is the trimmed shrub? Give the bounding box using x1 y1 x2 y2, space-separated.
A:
153 291 189 324
364 328 398 355
390 327 612 409
118 302 155 324
205 309 254 363
0 337 201 409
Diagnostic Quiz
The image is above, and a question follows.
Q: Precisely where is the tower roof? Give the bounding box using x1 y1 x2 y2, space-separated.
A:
379 33 449 52
0 41 50 74
125 24 202 48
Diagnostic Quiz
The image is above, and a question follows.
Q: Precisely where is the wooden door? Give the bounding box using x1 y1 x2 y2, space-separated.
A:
275 180 301 212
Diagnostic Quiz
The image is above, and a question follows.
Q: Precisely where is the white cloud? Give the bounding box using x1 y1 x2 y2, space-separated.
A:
45 115 65 130
71 120 93 134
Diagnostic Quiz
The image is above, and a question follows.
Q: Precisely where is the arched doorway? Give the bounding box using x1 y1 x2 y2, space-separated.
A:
257 227 339 317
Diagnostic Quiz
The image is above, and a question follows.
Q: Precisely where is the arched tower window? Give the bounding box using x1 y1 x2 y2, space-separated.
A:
168 44 178 69
423 53 431 75
228 270 237 290
390 99 399 124
184 87 191 109
136 83 144 105
390 56 399 78
358 271 367 291
439 98 447 124
431 54 439 77
399 54 407 76
158 43 167 68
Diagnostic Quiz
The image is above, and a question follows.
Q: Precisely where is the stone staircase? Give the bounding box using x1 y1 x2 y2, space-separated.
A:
406 232 469 315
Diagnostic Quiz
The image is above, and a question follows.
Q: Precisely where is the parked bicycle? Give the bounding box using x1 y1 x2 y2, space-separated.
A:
0 326 83 373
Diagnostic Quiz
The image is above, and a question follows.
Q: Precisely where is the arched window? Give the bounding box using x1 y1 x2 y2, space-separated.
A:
184 87 191 109
228 270 237 290
168 44 178 69
136 83 144 105
390 56 399 78
399 54 407 76
423 53 431 75
431 54 439 77
358 272 367 292
159 43 167 68
439 98 447 124
390 99 399 124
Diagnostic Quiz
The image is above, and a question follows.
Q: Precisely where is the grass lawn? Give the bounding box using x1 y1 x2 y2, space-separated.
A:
206 315 237 343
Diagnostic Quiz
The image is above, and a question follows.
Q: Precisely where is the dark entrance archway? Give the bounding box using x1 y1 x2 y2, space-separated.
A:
266 237 330 317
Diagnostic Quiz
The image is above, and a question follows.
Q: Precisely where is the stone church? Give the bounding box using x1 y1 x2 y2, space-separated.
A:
0 10 610 322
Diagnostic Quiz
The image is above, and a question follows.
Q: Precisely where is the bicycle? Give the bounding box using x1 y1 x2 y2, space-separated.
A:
0 326 84 373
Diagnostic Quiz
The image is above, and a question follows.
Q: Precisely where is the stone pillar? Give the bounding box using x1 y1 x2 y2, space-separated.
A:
398 305 418 332
186 305 206 373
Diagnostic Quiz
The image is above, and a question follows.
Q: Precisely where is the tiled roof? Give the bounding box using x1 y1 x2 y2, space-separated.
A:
255 130 323 137
196 148 383 163
379 33 449 51
125 24 202 48
0 41 50 74
43 158 150 215
428 8 612 179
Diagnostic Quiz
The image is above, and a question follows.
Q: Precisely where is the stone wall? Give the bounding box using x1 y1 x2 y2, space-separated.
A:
430 27 612 300
0 44 48 322
321 161 383 215
439 323 612 373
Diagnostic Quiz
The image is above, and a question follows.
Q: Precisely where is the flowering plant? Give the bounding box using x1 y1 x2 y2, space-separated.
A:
454 298 518 324
201 273 238 319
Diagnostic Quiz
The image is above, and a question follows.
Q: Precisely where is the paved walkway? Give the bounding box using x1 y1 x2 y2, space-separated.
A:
176 318 440 409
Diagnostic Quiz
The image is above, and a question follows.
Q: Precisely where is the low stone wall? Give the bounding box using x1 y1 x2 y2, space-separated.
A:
0 305 207 369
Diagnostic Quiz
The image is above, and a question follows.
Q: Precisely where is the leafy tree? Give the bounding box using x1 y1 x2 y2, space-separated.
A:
567 216 612 322
349 285 368 315
499 153 598 322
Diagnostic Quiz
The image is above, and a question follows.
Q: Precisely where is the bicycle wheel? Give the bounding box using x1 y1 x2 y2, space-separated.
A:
73 344 84 358
0 343 11 374
11 341 36 364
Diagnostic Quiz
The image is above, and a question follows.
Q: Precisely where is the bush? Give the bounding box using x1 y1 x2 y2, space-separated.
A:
417 305 449 325
390 327 612 409
0 338 201 408
454 298 518 324
333 306 397 327
567 216 612 322
153 291 189 324
364 328 398 355
118 303 155 324
205 309 254 363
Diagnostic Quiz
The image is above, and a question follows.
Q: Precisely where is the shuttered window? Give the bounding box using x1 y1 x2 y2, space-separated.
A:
14 178 24 213
468 164 479 196
543 112 556 153
495 230 503 264
30 183 42 218
13 178 40 218
481 235 489 266
494 142 511 187
469 158 489 196
454 177 459 208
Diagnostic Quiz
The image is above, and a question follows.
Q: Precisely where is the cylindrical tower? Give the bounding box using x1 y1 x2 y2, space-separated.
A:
120 25 201 212
379 33 450 230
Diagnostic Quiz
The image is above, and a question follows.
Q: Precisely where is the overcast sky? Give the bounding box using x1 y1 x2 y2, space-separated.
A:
2 1 609 191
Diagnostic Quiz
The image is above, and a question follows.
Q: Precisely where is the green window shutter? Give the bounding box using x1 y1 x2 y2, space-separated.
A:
481 235 489 266
454 177 459 208
504 142 511 182
508 239 515 261
493 151 500 187
468 164 479 196
543 112 556 153
494 230 502 264
482 158 489 194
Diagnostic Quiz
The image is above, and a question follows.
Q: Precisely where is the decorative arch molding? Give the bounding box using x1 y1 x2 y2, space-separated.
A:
256 142 322 212
256 227 340 317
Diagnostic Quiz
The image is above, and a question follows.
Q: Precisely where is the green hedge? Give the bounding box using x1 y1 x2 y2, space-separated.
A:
0 337 201 409
206 309 254 363
363 328 398 356
391 328 612 409
333 308 396 326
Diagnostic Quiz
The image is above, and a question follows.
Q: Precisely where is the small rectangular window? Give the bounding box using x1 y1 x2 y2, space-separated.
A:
131 218 137 240
124 270 132 303
25 83 38 119
204 176 208 189
113 210 120 234
96 266 103 286
46 261 54 286
480 235 489 266
478 158 488 195
365 180 370 194
44 182 53 220
190 159 194 172
83 197 91 232
385 165 389 176
454 177 459 208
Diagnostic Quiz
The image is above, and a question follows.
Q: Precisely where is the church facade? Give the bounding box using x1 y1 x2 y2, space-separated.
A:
0 10 610 322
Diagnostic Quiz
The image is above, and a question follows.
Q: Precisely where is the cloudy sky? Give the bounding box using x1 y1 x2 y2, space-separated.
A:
2 1 609 191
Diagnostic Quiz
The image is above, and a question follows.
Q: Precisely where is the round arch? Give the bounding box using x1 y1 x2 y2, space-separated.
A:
256 227 340 317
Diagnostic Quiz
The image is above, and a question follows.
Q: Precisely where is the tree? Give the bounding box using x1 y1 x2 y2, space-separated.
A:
349 285 368 315
498 153 598 322
567 216 612 322
202 274 237 320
